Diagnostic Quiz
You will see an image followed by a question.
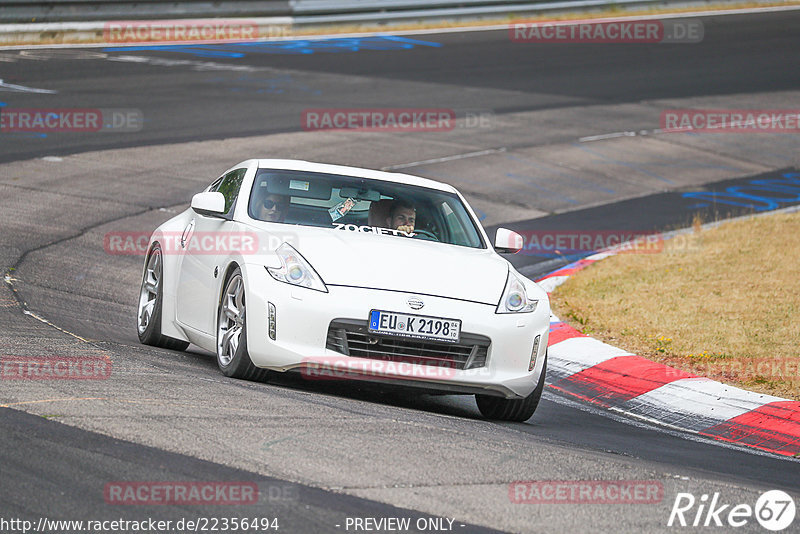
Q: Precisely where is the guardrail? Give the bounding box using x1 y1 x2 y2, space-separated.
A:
2 0 292 23
1 0 791 43
1 0 702 23
291 0 535 14
291 0 668 25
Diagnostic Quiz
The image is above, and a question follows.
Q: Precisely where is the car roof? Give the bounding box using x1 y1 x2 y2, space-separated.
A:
253 159 458 194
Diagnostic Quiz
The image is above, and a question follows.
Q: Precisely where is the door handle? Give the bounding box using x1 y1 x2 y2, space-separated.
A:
181 220 195 249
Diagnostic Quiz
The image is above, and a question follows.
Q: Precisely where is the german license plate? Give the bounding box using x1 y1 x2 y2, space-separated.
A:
368 310 461 343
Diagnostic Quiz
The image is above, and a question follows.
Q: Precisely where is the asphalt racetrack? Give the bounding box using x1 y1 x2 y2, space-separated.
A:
1 9 799 533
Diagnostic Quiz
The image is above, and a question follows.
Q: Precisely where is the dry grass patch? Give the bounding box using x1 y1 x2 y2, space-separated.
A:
550 210 800 399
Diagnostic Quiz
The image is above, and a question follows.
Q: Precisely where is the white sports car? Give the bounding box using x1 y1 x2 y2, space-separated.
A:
137 159 550 421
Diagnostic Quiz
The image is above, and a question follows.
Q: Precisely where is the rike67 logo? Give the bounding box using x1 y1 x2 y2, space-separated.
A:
668 490 796 531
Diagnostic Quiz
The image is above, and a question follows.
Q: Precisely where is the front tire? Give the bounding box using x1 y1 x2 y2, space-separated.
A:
137 244 189 351
476 351 547 422
216 268 268 381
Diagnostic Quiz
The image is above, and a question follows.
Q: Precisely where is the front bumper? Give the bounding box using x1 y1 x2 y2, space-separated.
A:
241 263 550 398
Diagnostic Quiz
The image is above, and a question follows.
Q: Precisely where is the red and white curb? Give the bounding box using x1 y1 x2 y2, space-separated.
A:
535 250 800 458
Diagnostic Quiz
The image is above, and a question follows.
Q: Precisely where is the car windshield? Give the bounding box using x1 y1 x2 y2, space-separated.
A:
248 169 485 249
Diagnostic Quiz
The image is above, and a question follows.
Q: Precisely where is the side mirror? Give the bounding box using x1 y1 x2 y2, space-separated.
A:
191 192 226 217
494 228 524 254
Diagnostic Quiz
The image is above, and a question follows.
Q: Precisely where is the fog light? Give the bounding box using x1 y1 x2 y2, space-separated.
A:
268 302 276 340
529 334 540 371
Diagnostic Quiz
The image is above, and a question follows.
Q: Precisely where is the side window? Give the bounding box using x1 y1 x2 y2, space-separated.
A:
213 168 247 215
207 176 223 192
441 200 475 247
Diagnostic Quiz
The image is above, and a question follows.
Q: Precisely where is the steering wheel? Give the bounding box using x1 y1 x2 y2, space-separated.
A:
413 229 439 241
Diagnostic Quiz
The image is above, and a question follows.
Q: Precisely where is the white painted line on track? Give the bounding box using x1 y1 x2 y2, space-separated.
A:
579 113 800 142
0 79 58 94
381 148 507 171
579 131 638 142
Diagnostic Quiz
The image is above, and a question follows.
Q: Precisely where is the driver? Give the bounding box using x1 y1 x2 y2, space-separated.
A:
386 199 416 234
257 192 290 223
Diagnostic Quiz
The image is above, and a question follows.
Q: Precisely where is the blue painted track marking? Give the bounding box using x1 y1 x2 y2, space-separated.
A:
682 172 800 211
103 36 441 58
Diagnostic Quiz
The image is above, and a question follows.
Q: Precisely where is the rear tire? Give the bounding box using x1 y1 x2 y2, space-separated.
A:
476 351 547 422
216 268 268 381
137 244 189 351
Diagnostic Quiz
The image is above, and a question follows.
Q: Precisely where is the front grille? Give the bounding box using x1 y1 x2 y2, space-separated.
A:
326 319 490 370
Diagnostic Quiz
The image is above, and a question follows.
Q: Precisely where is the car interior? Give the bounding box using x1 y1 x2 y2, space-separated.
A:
246 169 479 246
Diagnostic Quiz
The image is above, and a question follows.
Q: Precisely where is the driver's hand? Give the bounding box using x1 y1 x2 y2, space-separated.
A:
396 225 414 234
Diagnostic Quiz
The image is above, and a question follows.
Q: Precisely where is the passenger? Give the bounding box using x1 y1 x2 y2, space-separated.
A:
257 193 290 223
367 199 393 227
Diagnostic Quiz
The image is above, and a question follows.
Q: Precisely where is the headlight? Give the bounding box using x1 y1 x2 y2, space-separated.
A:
496 271 538 314
267 243 328 292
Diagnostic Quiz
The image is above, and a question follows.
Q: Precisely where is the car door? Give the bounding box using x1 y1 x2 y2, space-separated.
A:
176 168 247 334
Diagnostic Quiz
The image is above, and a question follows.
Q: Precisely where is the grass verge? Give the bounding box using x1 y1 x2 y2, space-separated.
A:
549 210 800 400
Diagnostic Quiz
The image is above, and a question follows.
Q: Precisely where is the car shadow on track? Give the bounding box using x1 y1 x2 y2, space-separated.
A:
180 345 501 422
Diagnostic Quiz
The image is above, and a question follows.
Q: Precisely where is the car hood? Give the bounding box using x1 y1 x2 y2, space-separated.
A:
256 225 509 305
